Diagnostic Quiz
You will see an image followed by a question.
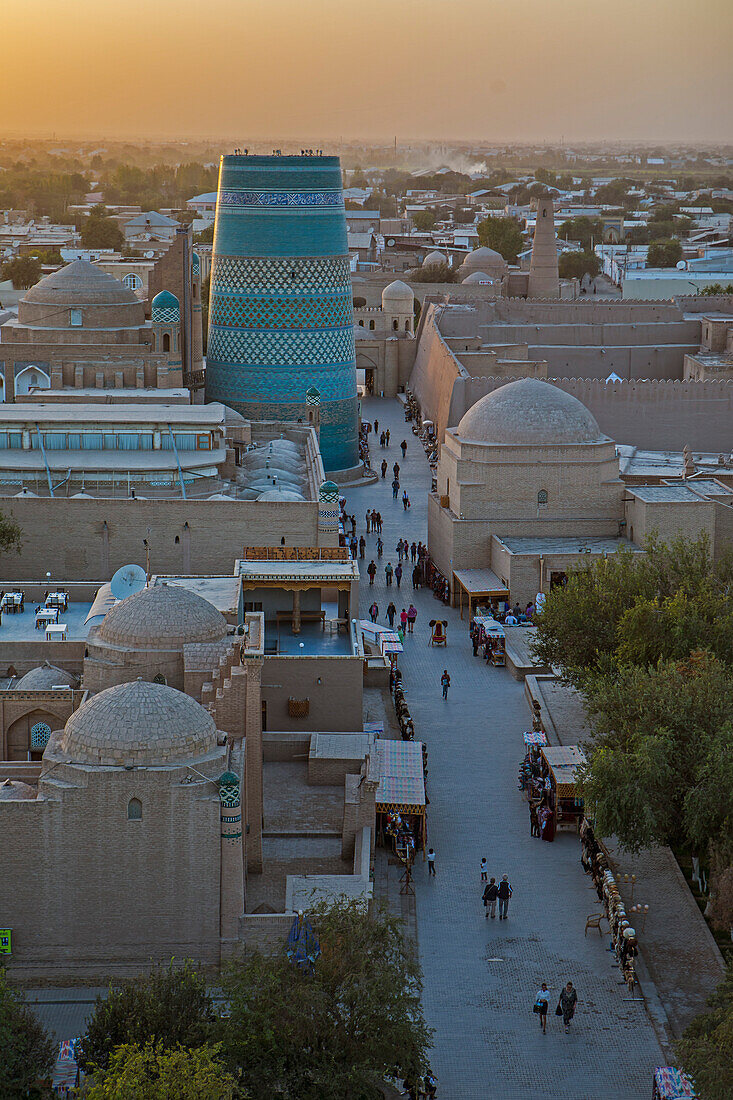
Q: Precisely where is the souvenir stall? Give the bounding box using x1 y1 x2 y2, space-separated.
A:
472 616 506 666
375 739 427 860
541 745 586 831
652 1068 697 1099
581 818 640 992
518 730 548 792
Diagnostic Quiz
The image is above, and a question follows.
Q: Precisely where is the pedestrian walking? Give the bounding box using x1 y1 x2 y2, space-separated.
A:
377 537 384 558
480 857 488 882
369 601 379 623
359 535 366 559
385 428 390 446
534 984 550 1034
373 419 379 434
381 459 388 478
400 608 408 633
365 510 372 533
386 601 397 628
395 562 402 588
380 431 386 448
412 565 420 590
498 874 513 919
411 541 417 563
441 670 450 699
396 538 404 560
385 562 394 586
350 536 357 558
402 491 410 510
393 462 400 479
407 604 417 633
400 439 407 458
558 982 578 1033
427 848 436 876
472 630 480 657
367 559 377 586
483 876 498 918
350 515 356 536
376 511 383 533
392 478 400 500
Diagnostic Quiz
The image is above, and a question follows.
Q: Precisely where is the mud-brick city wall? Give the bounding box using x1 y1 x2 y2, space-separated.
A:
1 498 332 581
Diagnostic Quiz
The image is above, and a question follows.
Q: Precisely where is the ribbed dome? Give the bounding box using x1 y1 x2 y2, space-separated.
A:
59 680 217 766
459 246 507 277
23 259 138 307
97 584 227 648
382 280 414 303
15 662 77 690
456 379 604 446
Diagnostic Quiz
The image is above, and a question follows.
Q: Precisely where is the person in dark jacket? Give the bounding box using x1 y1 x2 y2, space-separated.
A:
497 874 513 919
559 982 578 1032
483 876 499 919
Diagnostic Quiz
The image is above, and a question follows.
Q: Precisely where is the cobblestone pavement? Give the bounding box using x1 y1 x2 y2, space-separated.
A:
348 397 665 1100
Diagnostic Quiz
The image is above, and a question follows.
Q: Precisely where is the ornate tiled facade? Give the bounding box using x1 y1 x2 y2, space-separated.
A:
205 155 359 472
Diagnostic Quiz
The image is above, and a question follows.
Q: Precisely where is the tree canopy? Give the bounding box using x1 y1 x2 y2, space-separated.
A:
407 261 456 284
531 535 733 874
79 207 124 250
411 210 436 232
558 250 600 281
78 961 215 1072
647 237 683 267
216 898 432 1099
557 216 605 251
477 215 524 263
0 511 22 557
0 969 55 1098
1 255 42 289
677 961 733 1100
84 1041 238 1100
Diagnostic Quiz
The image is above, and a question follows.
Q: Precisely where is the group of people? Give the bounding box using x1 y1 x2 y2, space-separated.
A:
533 981 578 1035
481 871 513 920
367 601 418 636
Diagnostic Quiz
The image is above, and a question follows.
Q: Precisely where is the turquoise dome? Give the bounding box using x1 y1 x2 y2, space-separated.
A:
152 289 180 322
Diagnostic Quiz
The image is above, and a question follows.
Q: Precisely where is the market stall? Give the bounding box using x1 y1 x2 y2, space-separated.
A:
453 568 509 621
473 615 506 666
541 745 586 831
652 1067 697 1099
375 739 427 859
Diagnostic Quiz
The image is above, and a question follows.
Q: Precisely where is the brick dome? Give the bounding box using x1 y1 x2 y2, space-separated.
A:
15 662 77 689
59 680 217 766
456 379 604 446
97 584 227 648
19 259 145 328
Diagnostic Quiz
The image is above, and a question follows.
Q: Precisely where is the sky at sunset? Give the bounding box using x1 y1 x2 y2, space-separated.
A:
3 0 732 144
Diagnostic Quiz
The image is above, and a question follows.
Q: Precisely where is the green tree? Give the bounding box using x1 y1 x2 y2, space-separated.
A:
0 512 23 557
217 898 433 1100
701 283 733 295
477 215 524 263
79 207 124 250
411 210 436 232
1 255 41 289
0 969 55 1098
407 261 456 284
647 237 683 267
84 1041 238 1100
195 223 215 244
78 961 215 1072
558 251 600 281
557 216 605 251
677 962 733 1100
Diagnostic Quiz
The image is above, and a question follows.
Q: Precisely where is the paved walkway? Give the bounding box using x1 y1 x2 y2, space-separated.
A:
346 398 665 1100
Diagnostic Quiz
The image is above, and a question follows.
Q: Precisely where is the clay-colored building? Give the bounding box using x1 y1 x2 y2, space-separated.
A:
353 280 417 396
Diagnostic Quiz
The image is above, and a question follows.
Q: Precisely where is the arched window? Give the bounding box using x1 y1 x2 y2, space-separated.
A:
163 333 170 352
123 273 142 292
537 489 548 506
127 797 142 820
392 319 398 330
369 320 375 330
405 319 410 331
151 332 156 351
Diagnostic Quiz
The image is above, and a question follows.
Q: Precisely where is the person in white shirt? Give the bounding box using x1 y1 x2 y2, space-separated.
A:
505 612 518 625
534 983 550 1032
480 857 488 881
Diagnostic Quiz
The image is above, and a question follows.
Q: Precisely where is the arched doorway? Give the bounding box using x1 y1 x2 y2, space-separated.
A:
15 365 51 397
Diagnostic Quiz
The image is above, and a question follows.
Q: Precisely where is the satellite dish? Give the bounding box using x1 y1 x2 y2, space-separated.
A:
144 250 155 259
676 260 687 270
110 563 147 600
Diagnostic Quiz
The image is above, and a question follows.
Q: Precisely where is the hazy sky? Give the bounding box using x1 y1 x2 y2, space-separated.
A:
3 0 732 144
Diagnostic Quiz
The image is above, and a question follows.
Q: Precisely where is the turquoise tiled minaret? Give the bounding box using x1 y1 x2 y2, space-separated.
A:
205 155 359 472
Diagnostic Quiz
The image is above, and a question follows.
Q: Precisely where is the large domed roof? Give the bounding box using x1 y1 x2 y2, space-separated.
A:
422 250 446 267
459 246 507 276
23 259 138 307
382 279 414 303
455 379 604 446
15 662 77 690
59 680 217 766
462 270 494 285
97 584 227 648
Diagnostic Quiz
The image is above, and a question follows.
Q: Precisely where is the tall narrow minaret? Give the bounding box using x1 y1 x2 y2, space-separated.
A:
218 770 245 950
528 197 560 299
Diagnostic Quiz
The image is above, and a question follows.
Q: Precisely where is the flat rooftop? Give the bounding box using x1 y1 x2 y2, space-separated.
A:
238 559 359 584
265 620 356 657
151 575 241 617
497 536 639 556
0 600 92 641
629 484 707 503
0 403 227 425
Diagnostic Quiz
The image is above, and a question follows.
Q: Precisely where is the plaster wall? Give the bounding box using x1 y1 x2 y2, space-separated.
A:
261 656 363 733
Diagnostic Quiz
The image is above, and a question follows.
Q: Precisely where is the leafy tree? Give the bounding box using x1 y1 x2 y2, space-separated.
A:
701 283 733 295
79 207 124 250
407 261 456 284
0 511 22 557
0 969 55 1098
558 251 600 281
647 237 683 267
557 216 605 251
83 1041 238 1100
195 224 215 244
676 962 733 1100
1 255 41 289
78 961 215 1072
477 214 524 263
217 898 433 1100
411 210 436 232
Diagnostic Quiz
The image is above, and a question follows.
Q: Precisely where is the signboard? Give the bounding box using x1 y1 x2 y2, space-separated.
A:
0 929 11 954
